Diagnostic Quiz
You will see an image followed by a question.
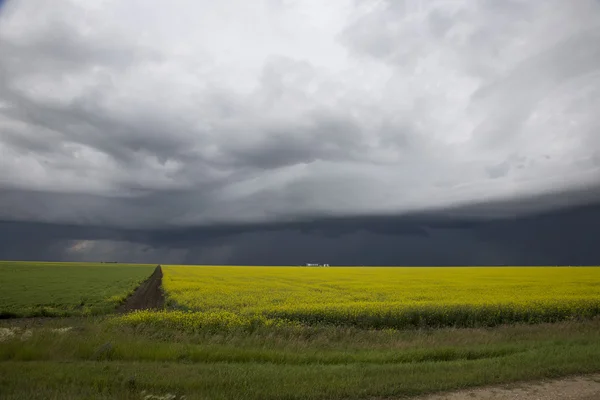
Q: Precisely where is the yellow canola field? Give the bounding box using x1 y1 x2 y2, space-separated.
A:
127 266 600 330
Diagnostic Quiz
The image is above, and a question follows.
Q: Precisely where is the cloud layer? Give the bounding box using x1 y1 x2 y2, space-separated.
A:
3 189 600 265
0 1 599 263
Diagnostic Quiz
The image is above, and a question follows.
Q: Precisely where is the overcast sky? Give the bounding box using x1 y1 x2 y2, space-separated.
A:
1 0 599 264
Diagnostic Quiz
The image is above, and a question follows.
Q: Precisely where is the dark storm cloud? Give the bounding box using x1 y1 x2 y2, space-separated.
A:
2 186 600 265
1 0 600 265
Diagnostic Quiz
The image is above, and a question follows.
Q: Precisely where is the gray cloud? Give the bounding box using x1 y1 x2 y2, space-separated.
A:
0 0 599 254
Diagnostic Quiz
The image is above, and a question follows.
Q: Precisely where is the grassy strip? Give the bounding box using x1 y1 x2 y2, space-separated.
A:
2 345 600 400
2 319 600 399
0 329 530 364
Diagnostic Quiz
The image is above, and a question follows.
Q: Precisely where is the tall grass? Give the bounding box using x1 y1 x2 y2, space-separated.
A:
3 318 600 400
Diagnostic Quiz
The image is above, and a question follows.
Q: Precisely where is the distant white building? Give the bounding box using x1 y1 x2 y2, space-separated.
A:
306 263 330 267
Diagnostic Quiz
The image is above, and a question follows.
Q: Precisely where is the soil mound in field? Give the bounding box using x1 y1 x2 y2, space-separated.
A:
118 265 164 312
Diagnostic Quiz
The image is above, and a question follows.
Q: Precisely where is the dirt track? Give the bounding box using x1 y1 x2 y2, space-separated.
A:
118 265 164 312
416 374 600 400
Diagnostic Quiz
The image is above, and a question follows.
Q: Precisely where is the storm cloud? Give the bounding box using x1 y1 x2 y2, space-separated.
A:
0 0 599 264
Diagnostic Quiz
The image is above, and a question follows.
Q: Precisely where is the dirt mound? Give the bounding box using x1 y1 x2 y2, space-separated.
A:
118 265 164 312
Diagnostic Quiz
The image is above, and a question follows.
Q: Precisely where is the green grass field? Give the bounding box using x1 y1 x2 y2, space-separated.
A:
0 262 155 317
2 317 600 399
1 262 600 399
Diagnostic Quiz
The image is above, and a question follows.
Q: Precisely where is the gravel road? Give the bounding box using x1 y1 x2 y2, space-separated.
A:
415 374 600 400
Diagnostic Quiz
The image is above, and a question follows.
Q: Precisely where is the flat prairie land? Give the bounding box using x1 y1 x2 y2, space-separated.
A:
141 266 600 330
2 264 600 400
0 261 155 317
